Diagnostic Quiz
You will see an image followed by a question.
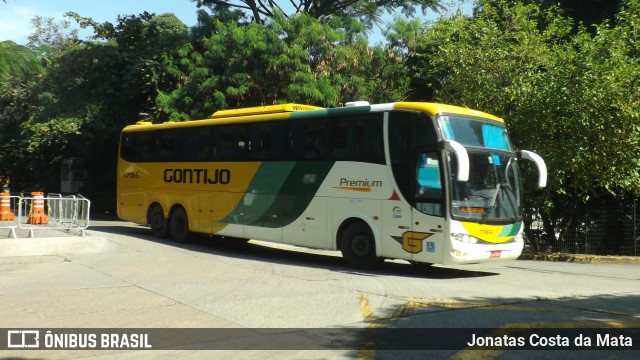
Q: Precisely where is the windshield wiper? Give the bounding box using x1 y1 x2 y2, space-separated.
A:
481 182 501 223
488 182 501 209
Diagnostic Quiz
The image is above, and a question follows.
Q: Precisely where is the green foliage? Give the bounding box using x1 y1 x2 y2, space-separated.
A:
403 0 640 199
0 13 190 207
475 0 623 30
0 41 44 81
27 16 80 54
0 78 33 188
157 11 408 119
192 0 445 25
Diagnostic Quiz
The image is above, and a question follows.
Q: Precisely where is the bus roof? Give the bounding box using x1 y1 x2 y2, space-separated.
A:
393 102 504 122
122 102 503 132
211 103 324 118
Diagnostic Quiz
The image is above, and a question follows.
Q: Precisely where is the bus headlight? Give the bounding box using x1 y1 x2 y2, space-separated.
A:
451 233 479 244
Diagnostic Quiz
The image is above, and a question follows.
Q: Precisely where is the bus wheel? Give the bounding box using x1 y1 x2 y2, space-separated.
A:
340 222 382 269
148 205 168 238
169 207 190 243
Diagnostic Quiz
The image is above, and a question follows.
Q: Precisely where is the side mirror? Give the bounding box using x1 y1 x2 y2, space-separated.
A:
517 150 547 188
443 140 469 182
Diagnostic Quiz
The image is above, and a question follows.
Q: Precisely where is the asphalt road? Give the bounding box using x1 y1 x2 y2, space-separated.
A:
1 220 639 359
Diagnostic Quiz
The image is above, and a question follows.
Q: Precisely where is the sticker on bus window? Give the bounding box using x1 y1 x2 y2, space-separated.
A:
461 207 484 214
492 154 501 166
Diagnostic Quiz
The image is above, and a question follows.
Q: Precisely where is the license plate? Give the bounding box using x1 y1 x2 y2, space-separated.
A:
490 250 501 258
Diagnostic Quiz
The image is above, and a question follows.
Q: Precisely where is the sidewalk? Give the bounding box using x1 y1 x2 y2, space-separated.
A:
520 252 640 264
0 224 83 239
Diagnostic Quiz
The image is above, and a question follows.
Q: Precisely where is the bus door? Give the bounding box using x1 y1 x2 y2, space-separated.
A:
383 190 416 261
409 151 446 264
383 150 445 263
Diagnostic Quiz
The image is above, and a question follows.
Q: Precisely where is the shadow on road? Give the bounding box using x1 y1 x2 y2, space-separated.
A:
87 220 500 280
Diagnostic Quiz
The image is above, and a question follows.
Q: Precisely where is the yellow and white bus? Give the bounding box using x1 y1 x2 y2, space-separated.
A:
117 102 546 268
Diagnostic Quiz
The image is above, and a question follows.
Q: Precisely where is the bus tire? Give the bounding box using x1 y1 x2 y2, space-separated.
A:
148 204 168 238
340 222 382 269
169 206 190 243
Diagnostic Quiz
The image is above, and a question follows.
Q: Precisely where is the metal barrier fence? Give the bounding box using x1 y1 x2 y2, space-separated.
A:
0 195 20 239
46 193 91 236
0 193 90 238
525 198 640 256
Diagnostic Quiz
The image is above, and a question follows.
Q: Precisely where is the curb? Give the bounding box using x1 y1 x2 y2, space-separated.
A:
520 253 640 264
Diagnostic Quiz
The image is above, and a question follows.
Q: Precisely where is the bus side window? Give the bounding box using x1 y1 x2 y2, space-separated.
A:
158 129 181 161
120 133 136 162
195 127 212 161
415 152 443 216
289 122 304 160
290 120 329 160
305 123 329 160
215 125 246 161
139 132 157 162
361 116 384 163
269 123 286 160
182 128 203 161
388 111 438 202
332 114 384 164
248 122 286 161
248 126 262 159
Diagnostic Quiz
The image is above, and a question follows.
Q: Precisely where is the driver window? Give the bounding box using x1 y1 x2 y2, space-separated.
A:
416 152 443 216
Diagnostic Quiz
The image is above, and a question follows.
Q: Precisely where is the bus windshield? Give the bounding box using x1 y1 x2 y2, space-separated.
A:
449 150 522 223
439 116 513 151
439 115 522 223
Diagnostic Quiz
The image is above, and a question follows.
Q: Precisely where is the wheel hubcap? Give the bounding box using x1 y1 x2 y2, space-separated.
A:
351 234 371 257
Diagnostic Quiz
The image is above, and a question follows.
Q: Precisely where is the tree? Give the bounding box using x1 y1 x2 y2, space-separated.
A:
475 0 623 29
551 0 621 27
3 12 190 209
191 0 445 24
28 16 80 53
157 11 409 119
0 41 49 190
395 0 640 251
0 78 35 190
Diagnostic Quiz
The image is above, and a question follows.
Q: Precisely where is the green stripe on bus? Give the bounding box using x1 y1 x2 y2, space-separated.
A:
498 222 522 237
290 109 329 120
289 106 371 120
327 105 371 116
278 161 334 227
223 161 335 228
241 162 296 225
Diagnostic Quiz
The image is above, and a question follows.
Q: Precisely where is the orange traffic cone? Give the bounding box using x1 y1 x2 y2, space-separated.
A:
28 191 48 224
0 191 14 221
